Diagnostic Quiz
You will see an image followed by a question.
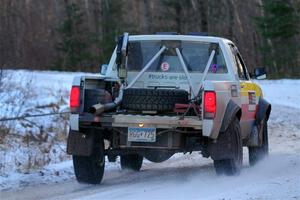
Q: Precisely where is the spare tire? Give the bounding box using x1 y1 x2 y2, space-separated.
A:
122 88 189 112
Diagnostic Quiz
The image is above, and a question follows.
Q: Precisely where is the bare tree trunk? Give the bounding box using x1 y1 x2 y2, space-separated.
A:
143 0 150 33
199 0 208 32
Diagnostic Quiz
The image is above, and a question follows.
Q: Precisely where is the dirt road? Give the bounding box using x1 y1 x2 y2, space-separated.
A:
1 104 300 200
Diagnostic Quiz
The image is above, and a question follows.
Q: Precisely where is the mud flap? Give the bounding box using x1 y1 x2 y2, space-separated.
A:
67 130 94 156
247 125 259 147
246 98 271 147
256 98 271 124
247 123 264 147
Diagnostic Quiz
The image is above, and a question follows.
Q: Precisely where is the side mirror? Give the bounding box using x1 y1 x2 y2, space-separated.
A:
100 64 108 75
254 67 267 80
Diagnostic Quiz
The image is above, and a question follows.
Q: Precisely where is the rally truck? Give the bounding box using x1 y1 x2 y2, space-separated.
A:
67 33 271 184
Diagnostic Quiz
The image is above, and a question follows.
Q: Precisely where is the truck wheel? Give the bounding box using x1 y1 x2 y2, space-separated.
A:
213 118 243 176
248 120 269 166
120 154 143 171
73 138 105 184
122 88 189 112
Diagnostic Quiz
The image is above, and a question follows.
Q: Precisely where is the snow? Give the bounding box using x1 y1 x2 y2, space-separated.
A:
255 79 300 109
75 155 299 200
0 71 299 199
0 70 80 134
0 70 88 177
0 70 103 176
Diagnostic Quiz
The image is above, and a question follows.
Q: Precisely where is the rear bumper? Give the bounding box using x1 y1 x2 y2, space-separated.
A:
73 113 203 130
101 114 203 150
69 113 204 152
110 114 202 130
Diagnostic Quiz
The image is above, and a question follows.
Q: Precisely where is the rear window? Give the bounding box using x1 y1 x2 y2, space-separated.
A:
127 40 227 74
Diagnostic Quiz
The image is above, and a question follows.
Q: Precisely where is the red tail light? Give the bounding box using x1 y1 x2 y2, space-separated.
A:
204 91 216 119
70 86 80 112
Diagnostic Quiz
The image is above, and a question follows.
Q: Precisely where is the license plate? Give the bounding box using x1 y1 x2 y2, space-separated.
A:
128 127 156 142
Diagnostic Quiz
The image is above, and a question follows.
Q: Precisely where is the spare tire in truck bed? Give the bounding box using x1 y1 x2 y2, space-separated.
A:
122 88 189 111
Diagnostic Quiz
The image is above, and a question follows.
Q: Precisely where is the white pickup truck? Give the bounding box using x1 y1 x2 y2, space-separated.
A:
67 33 271 184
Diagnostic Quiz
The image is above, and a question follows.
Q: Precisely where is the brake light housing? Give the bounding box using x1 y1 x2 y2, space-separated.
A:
70 86 80 113
204 91 216 119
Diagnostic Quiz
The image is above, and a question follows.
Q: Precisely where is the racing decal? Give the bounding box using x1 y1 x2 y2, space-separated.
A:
248 91 256 104
148 73 187 80
240 82 260 121
211 64 218 73
248 91 257 111
161 62 170 71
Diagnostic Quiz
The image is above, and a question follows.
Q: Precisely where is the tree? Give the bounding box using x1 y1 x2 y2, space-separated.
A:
99 0 123 63
256 0 299 78
160 0 208 34
55 3 94 71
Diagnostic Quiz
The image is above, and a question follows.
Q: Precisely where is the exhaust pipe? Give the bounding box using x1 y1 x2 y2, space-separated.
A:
89 103 106 115
89 84 124 115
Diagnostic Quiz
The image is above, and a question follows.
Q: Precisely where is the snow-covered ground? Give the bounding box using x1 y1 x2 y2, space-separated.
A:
0 71 299 199
0 70 90 176
255 79 300 109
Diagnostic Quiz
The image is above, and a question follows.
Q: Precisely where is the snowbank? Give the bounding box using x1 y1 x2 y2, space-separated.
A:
0 70 92 176
256 79 300 109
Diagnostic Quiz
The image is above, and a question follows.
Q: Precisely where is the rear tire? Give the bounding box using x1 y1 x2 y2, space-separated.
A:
213 118 243 176
73 138 105 184
248 120 269 166
120 154 143 171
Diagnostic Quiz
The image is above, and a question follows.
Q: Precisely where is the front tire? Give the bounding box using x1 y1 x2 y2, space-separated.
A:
120 154 143 171
213 118 243 176
248 120 269 166
73 138 105 184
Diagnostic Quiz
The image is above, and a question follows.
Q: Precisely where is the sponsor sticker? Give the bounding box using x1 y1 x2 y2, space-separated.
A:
248 91 256 105
248 91 257 111
161 62 170 71
211 64 218 73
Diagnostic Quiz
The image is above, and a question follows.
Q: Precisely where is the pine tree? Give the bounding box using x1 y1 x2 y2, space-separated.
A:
99 0 123 63
256 0 299 78
55 3 94 71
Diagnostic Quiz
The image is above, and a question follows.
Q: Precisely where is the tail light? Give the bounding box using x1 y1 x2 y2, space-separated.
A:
70 86 80 113
204 91 216 119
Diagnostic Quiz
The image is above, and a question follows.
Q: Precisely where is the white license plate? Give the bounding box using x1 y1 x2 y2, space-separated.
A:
128 127 156 142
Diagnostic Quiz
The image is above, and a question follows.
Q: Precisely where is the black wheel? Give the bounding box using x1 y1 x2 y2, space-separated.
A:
122 88 189 112
73 138 105 184
248 120 269 166
214 118 243 176
120 154 143 171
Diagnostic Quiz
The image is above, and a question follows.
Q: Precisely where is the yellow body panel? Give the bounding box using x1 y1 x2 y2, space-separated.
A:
239 80 263 138
240 81 262 98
